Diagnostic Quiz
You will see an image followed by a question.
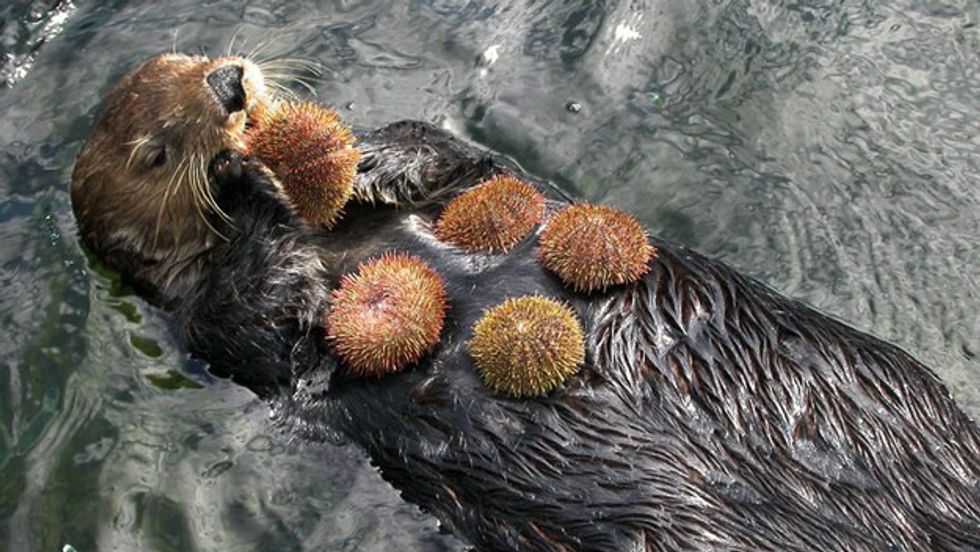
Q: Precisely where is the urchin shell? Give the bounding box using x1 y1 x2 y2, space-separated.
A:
435 175 545 253
247 101 361 227
469 296 585 398
326 253 447 377
538 204 654 292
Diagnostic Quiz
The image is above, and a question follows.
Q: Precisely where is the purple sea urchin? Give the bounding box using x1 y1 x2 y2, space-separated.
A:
326 253 447 377
469 296 585 398
435 175 545 253
246 101 361 227
538 204 654 292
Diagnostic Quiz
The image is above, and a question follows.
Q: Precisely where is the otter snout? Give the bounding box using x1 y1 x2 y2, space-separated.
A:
207 65 246 114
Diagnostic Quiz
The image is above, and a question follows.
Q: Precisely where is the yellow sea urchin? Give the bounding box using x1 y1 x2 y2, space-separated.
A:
326 253 447 377
538 204 654 292
469 296 585 398
435 175 545 253
246 101 361 227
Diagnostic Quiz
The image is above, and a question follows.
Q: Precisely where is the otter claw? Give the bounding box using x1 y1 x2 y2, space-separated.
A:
208 149 245 184
207 149 294 223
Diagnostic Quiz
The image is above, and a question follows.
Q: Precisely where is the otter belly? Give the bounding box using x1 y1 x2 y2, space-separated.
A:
181 122 980 551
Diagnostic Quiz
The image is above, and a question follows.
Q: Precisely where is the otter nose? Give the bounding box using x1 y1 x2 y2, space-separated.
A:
206 65 246 114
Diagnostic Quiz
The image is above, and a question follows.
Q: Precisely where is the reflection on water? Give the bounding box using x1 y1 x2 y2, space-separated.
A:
1 1 977 549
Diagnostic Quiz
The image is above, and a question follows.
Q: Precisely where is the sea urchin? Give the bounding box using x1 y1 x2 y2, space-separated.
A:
538 204 654 292
326 253 447 377
246 101 361 227
469 295 585 398
435 175 545 253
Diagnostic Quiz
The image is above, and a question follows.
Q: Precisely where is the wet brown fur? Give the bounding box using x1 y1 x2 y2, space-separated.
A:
71 54 270 305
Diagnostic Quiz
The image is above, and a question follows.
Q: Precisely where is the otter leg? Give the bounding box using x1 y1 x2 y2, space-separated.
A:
354 121 501 206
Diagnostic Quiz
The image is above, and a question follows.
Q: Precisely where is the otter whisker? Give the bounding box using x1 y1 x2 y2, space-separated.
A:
270 88 299 104
266 90 296 103
191 188 224 241
263 77 301 103
125 136 152 170
257 58 327 76
190 153 214 214
258 58 328 92
262 72 319 98
259 68 325 90
258 64 325 79
245 35 280 65
193 152 235 237
152 153 189 250
154 159 188 247
200 162 233 225
262 70 320 90
187 153 230 241
226 26 244 57
292 78 319 98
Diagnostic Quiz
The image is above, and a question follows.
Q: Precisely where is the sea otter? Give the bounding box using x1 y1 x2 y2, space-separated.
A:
71 54 980 551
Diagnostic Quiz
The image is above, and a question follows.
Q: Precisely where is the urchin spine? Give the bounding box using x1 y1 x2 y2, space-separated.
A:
246 101 361 227
435 175 545 253
469 295 584 398
538 204 654 292
326 252 447 376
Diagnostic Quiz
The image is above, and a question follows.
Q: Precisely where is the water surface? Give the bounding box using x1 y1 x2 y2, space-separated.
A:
1 1 978 550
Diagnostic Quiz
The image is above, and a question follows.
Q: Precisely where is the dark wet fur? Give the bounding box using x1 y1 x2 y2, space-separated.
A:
162 122 979 550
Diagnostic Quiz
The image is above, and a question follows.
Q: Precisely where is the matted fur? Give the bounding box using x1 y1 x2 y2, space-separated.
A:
71 55 980 551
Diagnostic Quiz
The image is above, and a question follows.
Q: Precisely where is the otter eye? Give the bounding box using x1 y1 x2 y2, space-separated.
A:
150 146 167 168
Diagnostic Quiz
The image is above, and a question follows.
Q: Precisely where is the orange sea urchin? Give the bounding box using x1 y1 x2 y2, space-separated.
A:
326 253 448 377
246 101 361 227
469 296 585 398
435 175 545 253
538 204 654 292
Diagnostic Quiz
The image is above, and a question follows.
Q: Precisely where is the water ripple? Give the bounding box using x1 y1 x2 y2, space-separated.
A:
0 0 977 549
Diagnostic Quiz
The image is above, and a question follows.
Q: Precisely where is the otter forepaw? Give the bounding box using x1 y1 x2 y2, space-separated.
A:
209 149 245 184
209 150 277 203
208 150 299 229
209 149 269 190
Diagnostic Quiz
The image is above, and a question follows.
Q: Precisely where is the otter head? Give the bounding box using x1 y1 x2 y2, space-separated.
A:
71 54 270 304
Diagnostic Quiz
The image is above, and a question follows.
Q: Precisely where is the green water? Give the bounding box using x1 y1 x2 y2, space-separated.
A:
1 1 977 550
